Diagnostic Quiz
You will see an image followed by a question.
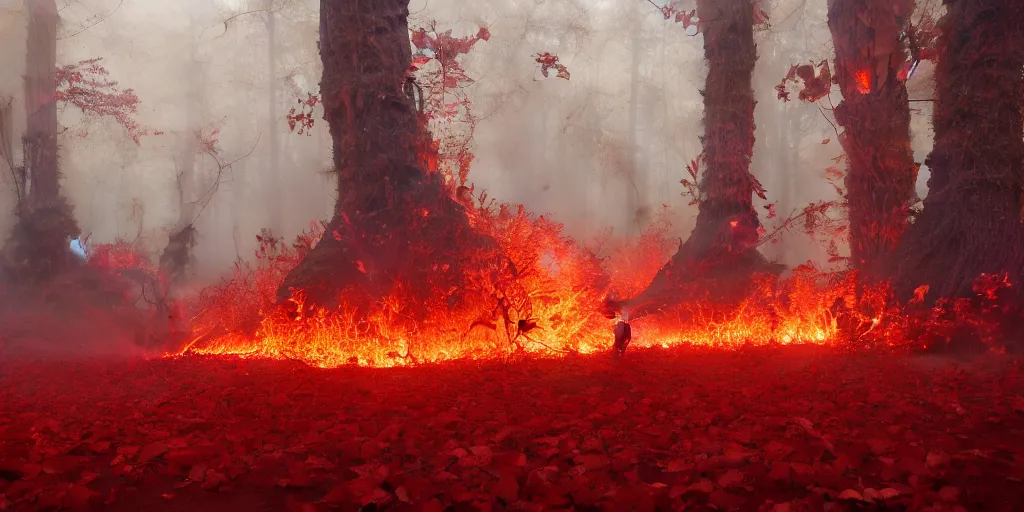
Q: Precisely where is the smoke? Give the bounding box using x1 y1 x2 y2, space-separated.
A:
0 0 938 285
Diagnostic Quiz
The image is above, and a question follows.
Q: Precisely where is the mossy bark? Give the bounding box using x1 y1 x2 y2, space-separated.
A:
827 0 918 278
891 0 1024 301
278 0 485 316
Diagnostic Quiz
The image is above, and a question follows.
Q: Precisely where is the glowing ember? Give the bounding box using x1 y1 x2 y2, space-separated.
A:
854 69 872 94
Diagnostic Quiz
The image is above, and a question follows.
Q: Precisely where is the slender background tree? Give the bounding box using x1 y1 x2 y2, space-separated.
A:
4 0 77 281
609 0 779 321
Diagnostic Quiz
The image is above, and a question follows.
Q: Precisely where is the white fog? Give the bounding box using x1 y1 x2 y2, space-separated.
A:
0 0 937 284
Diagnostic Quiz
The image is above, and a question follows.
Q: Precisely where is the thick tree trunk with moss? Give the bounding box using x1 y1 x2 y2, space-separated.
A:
611 0 780 320
278 0 483 315
892 0 1024 301
828 0 918 278
3 0 78 282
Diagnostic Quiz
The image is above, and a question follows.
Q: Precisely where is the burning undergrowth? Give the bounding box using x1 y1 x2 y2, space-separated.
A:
179 195 613 367
2 195 1016 367
156 196 1021 369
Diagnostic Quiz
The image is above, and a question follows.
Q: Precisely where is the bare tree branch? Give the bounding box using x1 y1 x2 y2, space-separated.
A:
58 0 125 40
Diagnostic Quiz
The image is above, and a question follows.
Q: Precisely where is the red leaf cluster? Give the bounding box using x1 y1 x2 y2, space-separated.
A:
410 25 490 75
286 94 320 135
195 123 221 155
680 154 702 206
534 53 571 81
55 58 151 144
406 22 490 188
410 23 485 105
87 238 153 273
654 2 700 33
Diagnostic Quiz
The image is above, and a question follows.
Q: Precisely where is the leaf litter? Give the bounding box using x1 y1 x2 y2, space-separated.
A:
1 346 1022 511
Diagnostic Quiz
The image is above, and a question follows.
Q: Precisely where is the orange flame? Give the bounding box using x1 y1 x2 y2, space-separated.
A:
162 201 1013 367
171 210 875 368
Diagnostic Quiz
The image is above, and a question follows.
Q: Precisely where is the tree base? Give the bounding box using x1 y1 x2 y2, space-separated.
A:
277 177 494 322
606 212 784 321
1 199 79 284
890 187 1024 304
275 214 370 314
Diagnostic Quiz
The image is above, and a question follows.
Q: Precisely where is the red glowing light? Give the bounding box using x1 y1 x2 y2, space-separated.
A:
854 69 872 94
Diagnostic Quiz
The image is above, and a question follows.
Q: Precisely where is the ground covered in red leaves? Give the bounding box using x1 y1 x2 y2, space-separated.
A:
2 347 1023 511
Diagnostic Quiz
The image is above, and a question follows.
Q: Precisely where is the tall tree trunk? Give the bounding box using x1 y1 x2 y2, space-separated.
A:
626 10 641 235
265 0 281 234
828 0 918 278
321 0 423 216
892 0 1024 300
4 0 78 282
693 0 759 233
160 5 202 284
278 0 484 315
23 0 59 209
0 101 13 197
610 0 779 320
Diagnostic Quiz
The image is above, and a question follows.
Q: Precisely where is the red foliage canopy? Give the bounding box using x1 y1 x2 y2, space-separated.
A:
55 58 153 143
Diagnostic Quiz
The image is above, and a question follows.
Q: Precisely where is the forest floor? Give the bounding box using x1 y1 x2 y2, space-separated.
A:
1 346 1023 512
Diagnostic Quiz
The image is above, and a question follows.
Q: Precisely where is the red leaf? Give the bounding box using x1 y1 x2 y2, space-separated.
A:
491 475 520 503
137 443 169 464
64 484 100 509
201 470 229 490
